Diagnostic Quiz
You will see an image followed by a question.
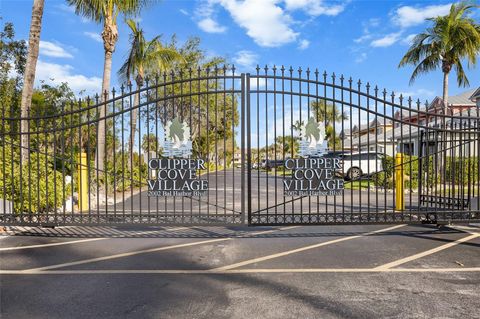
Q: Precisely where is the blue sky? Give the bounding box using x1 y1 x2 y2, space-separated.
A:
2 0 479 102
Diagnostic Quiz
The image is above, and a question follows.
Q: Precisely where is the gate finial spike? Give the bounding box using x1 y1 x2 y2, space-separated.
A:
332 72 336 81
298 66 302 74
382 88 387 96
374 85 378 95
340 74 344 82
280 65 285 72
289 66 293 73
264 65 268 72
120 84 125 94
323 70 327 78
306 67 310 77
357 79 362 87
272 65 277 73
314 68 319 77
366 82 370 90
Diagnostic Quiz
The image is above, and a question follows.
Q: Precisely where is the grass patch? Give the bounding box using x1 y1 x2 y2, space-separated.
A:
344 180 371 190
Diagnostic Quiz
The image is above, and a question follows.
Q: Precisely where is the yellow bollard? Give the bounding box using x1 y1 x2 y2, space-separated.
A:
395 153 405 211
77 152 89 212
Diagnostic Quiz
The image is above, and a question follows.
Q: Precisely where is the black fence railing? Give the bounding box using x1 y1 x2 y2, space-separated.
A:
1 66 479 227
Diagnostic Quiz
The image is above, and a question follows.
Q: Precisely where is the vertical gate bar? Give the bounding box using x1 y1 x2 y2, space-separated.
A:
1 101 5 223
94 95 100 223
240 73 246 224
289 67 294 220
390 91 395 221
418 130 423 215
265 66 270 222
103 91 108 222
27 107 32 220
172 71 177 220
256 67 260 215
36 115 41 221
273 66 278 220
315 70 320 220
298 68 303 222
247 73 252 224
366 82 371 221
205 69 210 221
282 66 286 222
189 69 194 222
18 106 23 223
340 75 345 222
222 66 227 220
60 103 66 223
230 67 235 220
383 89 387 221
128 83 134 222
53 104 58 223
180 71 185 222
399 93 404 221
214 67 219 221
349 78 354 222
86 98 92 221
332 73 337 222
120 86 125 223
146 79 151 222
357 80 362 221
112 89 117 221
306 68 311 221
196 68 200 222
374 85 378 222
323 72 328 222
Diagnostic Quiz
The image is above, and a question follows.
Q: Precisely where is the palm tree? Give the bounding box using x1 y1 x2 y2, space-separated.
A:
118 19 182 165
20 0 44 162
67 0 149 171
399 2 480 113
310 99 348 147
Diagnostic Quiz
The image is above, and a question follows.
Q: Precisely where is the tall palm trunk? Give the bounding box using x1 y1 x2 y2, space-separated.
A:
442 71 449 115
20 0 44 162
128 90 139 167
96 15 118 171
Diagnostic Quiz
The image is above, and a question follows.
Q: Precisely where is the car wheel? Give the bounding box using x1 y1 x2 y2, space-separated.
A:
347 167 362 180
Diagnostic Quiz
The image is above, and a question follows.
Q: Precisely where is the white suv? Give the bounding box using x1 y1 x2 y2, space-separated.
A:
340 152 384 180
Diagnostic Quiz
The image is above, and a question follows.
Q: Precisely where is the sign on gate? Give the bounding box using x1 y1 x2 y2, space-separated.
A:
147 117 209 196
283 158 344 196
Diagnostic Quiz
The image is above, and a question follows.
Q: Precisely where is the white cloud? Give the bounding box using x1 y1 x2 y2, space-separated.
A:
370 32 402 47
284 0 346 16
398 88 436 100
83 31 102 43
355 52 367 63
179 9 189 15
392 3 451 28
210 0 299 47
234 50 258 69
401 34 417 46
39 41 73 58
36 60 102 95
298 39 310 50
354 34 372 44
198 17 227 33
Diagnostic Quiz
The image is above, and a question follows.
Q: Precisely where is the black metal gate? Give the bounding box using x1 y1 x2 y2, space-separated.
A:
1 66 479 227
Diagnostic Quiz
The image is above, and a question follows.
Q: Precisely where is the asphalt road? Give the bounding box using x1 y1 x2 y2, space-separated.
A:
1 223 479 319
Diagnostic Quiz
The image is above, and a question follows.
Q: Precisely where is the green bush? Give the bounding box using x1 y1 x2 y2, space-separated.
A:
0 145 71 213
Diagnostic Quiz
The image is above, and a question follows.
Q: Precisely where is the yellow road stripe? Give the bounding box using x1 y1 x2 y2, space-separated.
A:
25 226 298 272
375 233 480 270
213 224 406 271
1 267 479 275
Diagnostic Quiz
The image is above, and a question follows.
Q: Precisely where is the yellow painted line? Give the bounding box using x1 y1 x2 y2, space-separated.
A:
1 267 479 275
0 227 188 251
375 233 480 270
24 226 297 272
213 224 406 271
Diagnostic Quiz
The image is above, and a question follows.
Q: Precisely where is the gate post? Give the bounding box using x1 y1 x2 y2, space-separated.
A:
395 153 405 211
77 152 89 212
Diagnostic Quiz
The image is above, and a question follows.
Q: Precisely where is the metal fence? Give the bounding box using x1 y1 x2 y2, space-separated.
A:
1 66 479 227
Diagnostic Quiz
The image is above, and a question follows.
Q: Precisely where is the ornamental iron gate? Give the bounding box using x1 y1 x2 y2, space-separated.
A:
1 66 479 227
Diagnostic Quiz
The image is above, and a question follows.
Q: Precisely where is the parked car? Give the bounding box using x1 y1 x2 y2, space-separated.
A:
264 159 285 170
340 152 385 180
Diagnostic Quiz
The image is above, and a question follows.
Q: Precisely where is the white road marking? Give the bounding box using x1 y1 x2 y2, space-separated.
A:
0 227 188 251
0 238 106 251
1 267 479 275
375 233 480 270
213 224 406 271
24 226 298 272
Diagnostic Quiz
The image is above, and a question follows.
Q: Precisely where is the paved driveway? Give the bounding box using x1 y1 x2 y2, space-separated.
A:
1 223 479 318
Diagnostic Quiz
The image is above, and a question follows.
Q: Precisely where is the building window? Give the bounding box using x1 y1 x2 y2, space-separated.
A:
402 143 414 155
